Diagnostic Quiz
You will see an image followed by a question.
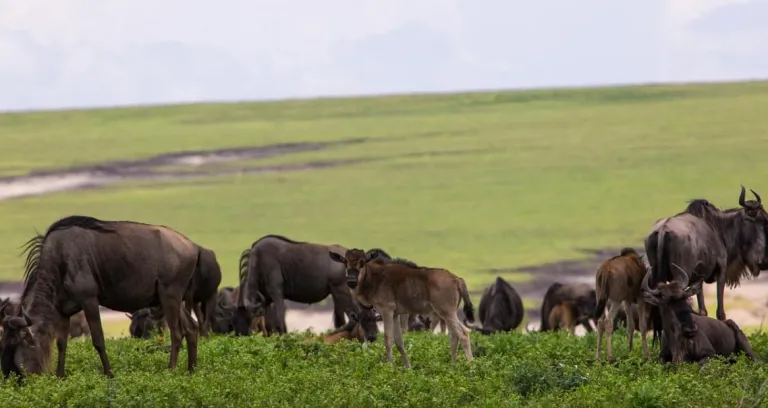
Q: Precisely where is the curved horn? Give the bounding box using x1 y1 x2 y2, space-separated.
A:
751 189 762 204
641 269 659 295
739 185 747 207
670 263 690 285
683 280 703 298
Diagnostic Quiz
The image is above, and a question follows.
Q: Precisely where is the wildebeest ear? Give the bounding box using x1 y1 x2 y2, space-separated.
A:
328 251 346 264
364 249 380 262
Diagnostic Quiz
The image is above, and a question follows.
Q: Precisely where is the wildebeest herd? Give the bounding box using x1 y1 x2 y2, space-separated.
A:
0 185 766 381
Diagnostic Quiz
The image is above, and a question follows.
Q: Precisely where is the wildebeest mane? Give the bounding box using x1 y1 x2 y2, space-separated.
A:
20 215 117 301
390 258 421 268
238 247 251 285
256 234 307 245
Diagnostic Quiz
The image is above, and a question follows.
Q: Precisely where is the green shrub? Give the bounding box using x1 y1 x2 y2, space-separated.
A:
0 330 766 407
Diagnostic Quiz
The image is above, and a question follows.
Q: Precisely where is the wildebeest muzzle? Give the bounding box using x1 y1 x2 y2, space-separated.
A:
346 269 360 288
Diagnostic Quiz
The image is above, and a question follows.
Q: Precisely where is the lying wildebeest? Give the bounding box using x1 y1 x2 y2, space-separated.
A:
126 246 222 338
641 264 758 364
304 306 380 344
126 308 167 339
236 235 358 335
329 248 475 369
1 215 199 379
538 282 596 333
547 301 578 334
594 248 650 361
645 186 768 339
470 276 524 335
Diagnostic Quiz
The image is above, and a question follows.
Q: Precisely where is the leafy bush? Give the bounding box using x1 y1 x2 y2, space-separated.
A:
0 328 766 407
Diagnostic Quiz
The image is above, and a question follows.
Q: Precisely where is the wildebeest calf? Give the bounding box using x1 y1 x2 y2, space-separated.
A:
547 301 578 335
304 306 380 344
594 248 650 361
329 249 475 369
641 264 758 364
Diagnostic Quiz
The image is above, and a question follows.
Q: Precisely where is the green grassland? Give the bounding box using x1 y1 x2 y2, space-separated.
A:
1 80 768 293
0 330 766 407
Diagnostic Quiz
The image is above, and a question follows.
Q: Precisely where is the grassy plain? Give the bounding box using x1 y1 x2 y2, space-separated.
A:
2 81 768 292
0 330 766 407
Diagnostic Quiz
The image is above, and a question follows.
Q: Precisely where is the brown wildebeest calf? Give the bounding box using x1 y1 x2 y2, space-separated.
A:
329 249 475 369
594 248 650 362
641 264 758 364
548 301 578 335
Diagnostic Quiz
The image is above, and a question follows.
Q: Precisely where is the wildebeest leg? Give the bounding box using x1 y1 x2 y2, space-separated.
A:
380 310 396 364
444 313 472 362
328 283 353 329
193 302 207 338
273 297 288 334
595 316 605 361
392 314 411 369
82 300 114 378
622 301 635 354
725 320 758 360
180 296 198 373
696 290 707 317
605 301 621 362
398 315 408 334
637 301 649 359
55 314 71 378
715 260 727 320
159 287 184 370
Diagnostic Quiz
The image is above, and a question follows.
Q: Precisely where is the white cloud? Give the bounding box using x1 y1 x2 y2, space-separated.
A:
0 0 765 111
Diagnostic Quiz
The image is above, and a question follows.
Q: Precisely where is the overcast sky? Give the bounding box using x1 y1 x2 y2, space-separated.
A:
0 0 765 112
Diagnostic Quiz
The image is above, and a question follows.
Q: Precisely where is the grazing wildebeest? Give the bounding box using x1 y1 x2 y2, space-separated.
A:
304 305 380 344
0 215 199 379
126 308 167 339
594 248 651 362
641 264 758 364
470 276 524 335
127 246 222 338
547 301 578 334
329 248 475 369
210 287 237 335
236 235 357 335
645 186 768 338
538 282 597 333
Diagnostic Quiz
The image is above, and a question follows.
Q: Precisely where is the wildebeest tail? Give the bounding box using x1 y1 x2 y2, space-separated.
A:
457 278 475 323
593 264 610 320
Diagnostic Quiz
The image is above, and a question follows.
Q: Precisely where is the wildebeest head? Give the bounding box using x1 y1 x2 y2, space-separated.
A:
232 291 266 336
642 264 701 339
126 308 164 339
1 305 47 379
348 305 380 342
328 248 379 289
737 186 768 271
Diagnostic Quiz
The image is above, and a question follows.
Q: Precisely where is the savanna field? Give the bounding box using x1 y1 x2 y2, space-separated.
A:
2 81 768 406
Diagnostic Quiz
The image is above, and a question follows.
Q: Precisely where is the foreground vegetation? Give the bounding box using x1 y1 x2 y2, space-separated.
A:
0 330 766 407
1 81 768 291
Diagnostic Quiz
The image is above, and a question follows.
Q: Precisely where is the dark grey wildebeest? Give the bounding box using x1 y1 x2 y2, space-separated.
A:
645 186 768 340
1 216 199 380
641 264 758 364
470 276 524 334
235 235 357 334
